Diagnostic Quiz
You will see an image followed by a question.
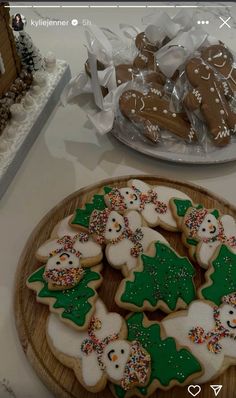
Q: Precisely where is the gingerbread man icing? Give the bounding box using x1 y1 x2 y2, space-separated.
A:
184 57 236 146
201 44 236 95
119 87 197 143
88 208 168 275
163 294 236 383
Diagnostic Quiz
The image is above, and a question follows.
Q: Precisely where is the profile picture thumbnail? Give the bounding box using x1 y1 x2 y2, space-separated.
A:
12 13 25 32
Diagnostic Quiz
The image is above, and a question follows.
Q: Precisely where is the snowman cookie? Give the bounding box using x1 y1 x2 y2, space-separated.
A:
35 233 103 290
115 241 196 313
105 179 192 231
88 208 169 276
163 293 236 383
47 299 151 393
170 198 236 268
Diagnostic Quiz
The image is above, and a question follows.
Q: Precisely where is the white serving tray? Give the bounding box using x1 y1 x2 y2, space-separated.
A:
0 60 71 198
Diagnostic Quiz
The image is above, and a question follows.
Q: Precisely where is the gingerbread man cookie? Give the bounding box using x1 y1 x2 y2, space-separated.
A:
133 32 160 71
88 208 169 276
184 57 236 146
201 44 236 94
115 64 166 88
119 88 197 143
47 299 151 392
163 294 236 383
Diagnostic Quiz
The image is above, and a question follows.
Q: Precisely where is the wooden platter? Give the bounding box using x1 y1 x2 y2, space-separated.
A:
14 175 236 398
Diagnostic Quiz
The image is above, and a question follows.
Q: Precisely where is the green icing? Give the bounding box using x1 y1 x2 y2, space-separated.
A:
28 266 101 327
113 313 202 397
173 199 193 217
201 244 236 306
211 209 220 219
71 186 112 228
186 237 198 246
120 242 196 311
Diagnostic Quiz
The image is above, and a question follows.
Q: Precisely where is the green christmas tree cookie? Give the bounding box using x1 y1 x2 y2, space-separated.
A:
27 264 102 330
71 186 112 230
200 244 236 305
110 312 202 398
115 241 196 313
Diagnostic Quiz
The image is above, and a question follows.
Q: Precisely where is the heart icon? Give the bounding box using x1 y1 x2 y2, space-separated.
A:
188 385 201 397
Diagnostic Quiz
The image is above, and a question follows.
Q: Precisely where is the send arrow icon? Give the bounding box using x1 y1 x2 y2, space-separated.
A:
210 385 223 396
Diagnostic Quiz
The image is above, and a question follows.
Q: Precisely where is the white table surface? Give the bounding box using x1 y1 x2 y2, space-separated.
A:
1 2 236 397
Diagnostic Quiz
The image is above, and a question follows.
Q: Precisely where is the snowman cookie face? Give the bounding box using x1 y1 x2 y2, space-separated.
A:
46 252 80 271
105 211 126 241
197 214 219 239
119 188 141 210
219 304 236 330
102 340 130 381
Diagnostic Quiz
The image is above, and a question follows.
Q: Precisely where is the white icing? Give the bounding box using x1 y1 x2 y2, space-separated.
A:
106 226 168 271
105 211 126 241
52 215 78 238
126 210 142 232
187 212 236 267
102 340 130 381
37 234 102 261
119 188 141 211
128 179 192 229
197 214 219 239
46 251 80 271
163 300 236 383
47 299 125 387
162 301 223 383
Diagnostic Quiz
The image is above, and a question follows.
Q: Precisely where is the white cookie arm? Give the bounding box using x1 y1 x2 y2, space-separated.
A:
47 313 86 359
220 215 236 239
36 239 62 260
128 179 150 193
52 215 78 238
81 354 103 387
106 240 137 271
197 240 221 268
140 227 168 250
93 300 123 339
73 239 102 258
125 210 143 231
162 302 223 384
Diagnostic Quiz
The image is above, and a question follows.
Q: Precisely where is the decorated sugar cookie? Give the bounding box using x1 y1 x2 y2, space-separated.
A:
170 198 236 268
51 215 78 238
70 186 112 231
111 312 202 398
35 233 103 290
27 264 102 330
163 294 236 383
89 209 168 276
47 299 151 393
200 244 236 305
116 241 196 313
105 179 192 231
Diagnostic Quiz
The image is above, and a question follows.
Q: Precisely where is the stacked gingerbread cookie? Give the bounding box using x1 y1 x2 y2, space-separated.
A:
27 179 236 397
84 28 236 148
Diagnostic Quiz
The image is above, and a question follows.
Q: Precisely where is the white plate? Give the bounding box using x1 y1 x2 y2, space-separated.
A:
112 130 236 165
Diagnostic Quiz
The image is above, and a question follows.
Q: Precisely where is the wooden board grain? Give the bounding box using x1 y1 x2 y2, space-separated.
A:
14 175 236 398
